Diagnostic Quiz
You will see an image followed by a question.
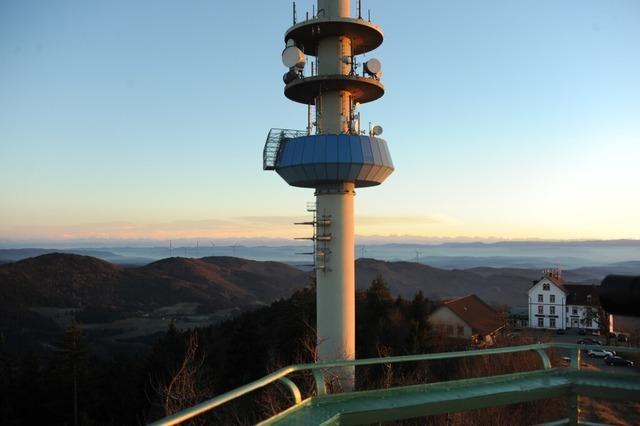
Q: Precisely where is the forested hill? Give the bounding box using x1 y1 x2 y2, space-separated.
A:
355 258 609 306
1 253 614 313
0 253 310 312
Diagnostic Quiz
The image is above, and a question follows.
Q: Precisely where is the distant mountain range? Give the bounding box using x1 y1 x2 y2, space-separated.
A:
1 239 638 269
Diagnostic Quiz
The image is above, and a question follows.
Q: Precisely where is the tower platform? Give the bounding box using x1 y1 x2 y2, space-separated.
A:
273 134 394 188
285 17 383 56
284 74 384 105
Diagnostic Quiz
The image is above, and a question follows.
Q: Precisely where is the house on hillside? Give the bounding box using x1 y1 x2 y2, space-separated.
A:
507 306 529 329
428 294 505 347
528 269 601 331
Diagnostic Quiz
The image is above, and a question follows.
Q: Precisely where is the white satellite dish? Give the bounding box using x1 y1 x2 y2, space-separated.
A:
364 58 382 76
372 125 383 136
282 46 306 69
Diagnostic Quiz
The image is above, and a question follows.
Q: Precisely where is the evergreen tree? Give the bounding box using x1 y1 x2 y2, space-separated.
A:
365 274 393 323
61 320 89 426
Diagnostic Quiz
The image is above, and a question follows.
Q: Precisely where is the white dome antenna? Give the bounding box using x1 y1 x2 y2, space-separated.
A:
364 58 382 77
282 45 306 69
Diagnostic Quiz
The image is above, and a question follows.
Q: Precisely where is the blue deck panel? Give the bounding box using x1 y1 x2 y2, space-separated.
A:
273 134 394 188
313 135 328 181
325 135 339 179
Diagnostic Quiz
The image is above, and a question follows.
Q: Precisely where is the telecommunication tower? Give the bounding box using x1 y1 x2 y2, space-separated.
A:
263 0 394 388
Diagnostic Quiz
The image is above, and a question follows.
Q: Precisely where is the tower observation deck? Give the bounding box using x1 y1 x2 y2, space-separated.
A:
263 0 394 389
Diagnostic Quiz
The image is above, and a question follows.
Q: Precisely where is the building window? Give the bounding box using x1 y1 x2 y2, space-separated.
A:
572 307 578 315
538 306 544 314
543 283 550 291
550 306 555 315
538 294 543 303
587 319 593 328
538 318 544 327
550 318 556 328
550 295 556 303
457 325 464 336
586 295 592 303
447 325 453 335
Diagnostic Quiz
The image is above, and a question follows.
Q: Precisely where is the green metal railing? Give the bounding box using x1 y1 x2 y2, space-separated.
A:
263 128 307 170
149 343 640 426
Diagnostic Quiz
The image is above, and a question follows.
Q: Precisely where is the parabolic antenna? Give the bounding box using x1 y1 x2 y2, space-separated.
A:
364 58 381 76
282 46 306 69
372 125 383 136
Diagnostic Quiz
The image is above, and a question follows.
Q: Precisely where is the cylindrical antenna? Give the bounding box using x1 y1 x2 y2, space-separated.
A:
357 0 362 19
368 9 370 21
312 4 315 18
293 2 297 25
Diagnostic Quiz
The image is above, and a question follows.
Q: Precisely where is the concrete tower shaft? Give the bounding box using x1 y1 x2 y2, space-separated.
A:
264 0 394 391
314 1 355 386
318 0 349 18
317 0 351 134
315 182 355 364
317 35 351 134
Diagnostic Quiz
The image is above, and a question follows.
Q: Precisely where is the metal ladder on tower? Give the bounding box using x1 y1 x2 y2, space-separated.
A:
294 202 331 271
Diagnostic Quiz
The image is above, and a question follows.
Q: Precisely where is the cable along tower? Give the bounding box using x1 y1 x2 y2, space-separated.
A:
263 0 394 389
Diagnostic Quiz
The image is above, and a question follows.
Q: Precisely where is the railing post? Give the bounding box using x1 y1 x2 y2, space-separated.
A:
312 369 327 396
533 348 551 369
568 391 579 426
277 377 302 404
570 347 581 370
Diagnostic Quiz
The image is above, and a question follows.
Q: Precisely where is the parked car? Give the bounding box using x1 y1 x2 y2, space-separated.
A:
591 329 601 336
608 331 617 339
587 349 614 358
578 338 602 345
605 356 634 367
578 329 587 335
556 329 566 335
617 334 629 342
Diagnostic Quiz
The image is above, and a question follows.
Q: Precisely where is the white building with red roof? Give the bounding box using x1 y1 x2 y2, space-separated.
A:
528 269 601 331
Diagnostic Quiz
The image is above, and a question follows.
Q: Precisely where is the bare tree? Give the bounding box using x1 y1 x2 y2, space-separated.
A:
581 306 611 343
152 332 208 424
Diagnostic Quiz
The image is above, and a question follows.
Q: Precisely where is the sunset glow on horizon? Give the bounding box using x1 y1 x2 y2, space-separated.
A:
1 0 639 244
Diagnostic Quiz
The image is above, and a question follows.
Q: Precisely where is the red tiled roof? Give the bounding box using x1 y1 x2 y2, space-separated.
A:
546 275 567 292
443 294 504 336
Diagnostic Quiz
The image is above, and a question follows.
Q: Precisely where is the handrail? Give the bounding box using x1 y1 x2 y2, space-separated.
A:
148 343 640 426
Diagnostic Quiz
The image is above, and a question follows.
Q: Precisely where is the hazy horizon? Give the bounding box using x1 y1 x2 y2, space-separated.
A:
2 0 639 241
3 235 640 249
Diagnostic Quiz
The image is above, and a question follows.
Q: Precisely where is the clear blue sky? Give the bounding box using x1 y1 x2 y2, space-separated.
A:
1 0 639 242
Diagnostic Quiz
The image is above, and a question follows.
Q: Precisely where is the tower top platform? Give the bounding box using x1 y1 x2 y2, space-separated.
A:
285 17 383 56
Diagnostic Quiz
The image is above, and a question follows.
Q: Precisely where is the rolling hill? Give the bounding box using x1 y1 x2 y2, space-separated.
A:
0 253 310 312
1 253 617 313
355 259 541 306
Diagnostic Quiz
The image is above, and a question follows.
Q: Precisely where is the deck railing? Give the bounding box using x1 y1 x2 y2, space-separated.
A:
263 128 307 170
149 342 640 426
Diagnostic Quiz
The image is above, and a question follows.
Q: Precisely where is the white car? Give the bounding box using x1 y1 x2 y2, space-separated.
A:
587 349 614 358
